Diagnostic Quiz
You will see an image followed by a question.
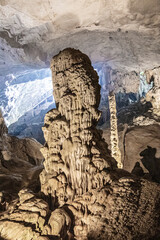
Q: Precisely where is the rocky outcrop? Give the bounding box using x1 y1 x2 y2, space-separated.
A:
0 109 44 201
0 189 50 240
103 124 160 176
145 67 160 118
39 49 160 240
1 49 160 240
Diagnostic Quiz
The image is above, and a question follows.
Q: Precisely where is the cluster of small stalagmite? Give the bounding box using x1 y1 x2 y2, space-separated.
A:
0 49 160 240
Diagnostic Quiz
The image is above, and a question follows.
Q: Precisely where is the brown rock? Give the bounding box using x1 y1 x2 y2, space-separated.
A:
39 48 160 240
0 110 44 199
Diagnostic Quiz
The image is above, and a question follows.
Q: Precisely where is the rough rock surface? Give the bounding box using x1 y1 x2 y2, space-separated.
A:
108 92 122 168
145 67 160 118
0 189 50 240
0 110 44 200
1 49 160 240
40 49 160 240
103 124 160 176
102 66 160 176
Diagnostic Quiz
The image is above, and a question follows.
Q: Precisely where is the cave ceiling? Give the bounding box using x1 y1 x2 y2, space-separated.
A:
0 0 160 75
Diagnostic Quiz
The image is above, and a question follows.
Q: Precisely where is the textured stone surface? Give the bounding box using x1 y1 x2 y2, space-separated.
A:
40 48 116 205
1 49 160 240
0 189 50 240
39 49 160 239
0 110 44 198
146 67 160 118
108 92 122 168
103 124 160 175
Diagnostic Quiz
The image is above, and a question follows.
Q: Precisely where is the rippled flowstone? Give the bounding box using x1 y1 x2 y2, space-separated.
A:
0 49 160 240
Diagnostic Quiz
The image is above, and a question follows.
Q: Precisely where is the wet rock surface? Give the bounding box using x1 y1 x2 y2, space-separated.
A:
0 49 160 240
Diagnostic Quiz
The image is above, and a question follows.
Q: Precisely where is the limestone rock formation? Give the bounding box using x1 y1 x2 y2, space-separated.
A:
1 49 160 240
108 91 122 168
103 124 160 174
0 189 50 240
39 49 160 240
145 67 160 118
0 109 44 201
100 67 160 176
40 48 116 201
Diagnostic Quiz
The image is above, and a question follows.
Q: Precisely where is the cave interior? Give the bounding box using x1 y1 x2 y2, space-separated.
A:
0 1 160 240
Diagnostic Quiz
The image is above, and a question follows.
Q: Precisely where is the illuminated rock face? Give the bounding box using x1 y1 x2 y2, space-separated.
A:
40 48 116 205
1 49 160 240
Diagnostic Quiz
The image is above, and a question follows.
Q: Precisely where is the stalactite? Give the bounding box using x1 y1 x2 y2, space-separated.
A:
108 91 123 168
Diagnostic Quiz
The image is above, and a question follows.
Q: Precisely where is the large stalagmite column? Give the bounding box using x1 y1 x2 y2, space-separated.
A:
40 48 116 202
108 91 122 168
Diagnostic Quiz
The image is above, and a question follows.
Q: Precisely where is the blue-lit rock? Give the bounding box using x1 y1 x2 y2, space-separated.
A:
0 68 55 143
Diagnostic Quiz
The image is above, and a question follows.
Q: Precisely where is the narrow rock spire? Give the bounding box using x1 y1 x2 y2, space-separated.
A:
108 91 122 168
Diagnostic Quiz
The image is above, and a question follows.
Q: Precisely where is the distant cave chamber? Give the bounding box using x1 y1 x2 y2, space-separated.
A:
1 66 153 144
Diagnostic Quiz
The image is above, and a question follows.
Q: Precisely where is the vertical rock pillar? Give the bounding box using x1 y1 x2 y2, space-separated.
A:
40 48 116 207
108 91 122 168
